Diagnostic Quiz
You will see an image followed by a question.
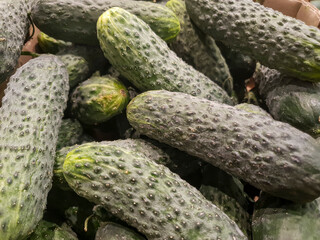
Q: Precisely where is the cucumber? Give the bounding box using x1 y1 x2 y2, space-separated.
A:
56 119 83 151
252 192 320 240
166 0 233 95
200 165 251 238
254 65 320 137
70 75 129 125
0 55 69 239
235 103 271 118
185 0 320 82
97 7 233 104
58 54 90 89
126 90 320 203
63 142 246 239
32 0 180 46
38 32 72 54
0 0 33 83
95 223 146 240
27 221 78 240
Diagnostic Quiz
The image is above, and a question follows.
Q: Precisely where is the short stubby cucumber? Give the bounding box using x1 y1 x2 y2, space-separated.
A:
252 192 320 240
95 223 146 240
70 75 129 125
0 0 33 83
0 55 69 239
166 0 233 95
97 7 233 104
127 90 320 203
32 0 180 46
255 65 320 138
63 142 246 239
185 0 320 82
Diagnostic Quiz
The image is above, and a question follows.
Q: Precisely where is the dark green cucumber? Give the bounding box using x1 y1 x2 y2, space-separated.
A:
70 75 129 125
252 192 320 240
0 0 34 83
0 55 69 239
127 90 320 203
185 0 320 82
63 142 246 239
27 221 78 240
97 7 233 104
56 119 83 151
255 65 320 137
200 165 251 238
58 54 90 89
166 0 233 95
95 223 146 240
32 0 180 46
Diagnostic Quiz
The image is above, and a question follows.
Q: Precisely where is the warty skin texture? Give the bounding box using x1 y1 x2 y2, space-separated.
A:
32 0 180 46
97 8 233 105
63 142 247 240
126 90 320 203
0 55 69 240
185 0 320 82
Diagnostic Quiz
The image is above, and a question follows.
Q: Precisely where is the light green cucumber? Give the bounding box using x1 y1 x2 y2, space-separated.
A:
0 55 69 239
63 142 246 239
97 7 233 104
126 90 320 203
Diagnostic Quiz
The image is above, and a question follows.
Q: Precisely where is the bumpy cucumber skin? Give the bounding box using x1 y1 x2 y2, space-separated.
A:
127 90 320 203
32 0 180 46
63 143 246 240
0 0 32 83
166 0 233 95
28 221 78 240
70 75 129 125
56 119 83 151
235 103 271 118
185 0 320 82
97 8 232 104
252 192 320 240
255 65 320 138
58 54 90 89
0 55 69 239
95 223 145 240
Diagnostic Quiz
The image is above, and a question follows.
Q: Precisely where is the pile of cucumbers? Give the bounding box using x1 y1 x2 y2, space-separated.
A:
1 0 320 239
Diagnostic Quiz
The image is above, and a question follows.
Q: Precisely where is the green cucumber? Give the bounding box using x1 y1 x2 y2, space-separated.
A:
126 90 320 203
185 0 320 82
38 32 72 54
58 54 90 89
166 0 233 95
200 165 251 238
32 0 180 46
27 221 78 240
255 65 320 137
97 7 233 104
0 0 34 83
70 75 129 125
95 223 145 240
63 142 246 239
0 55 69 239
252 192 320 240
56 119 83 151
